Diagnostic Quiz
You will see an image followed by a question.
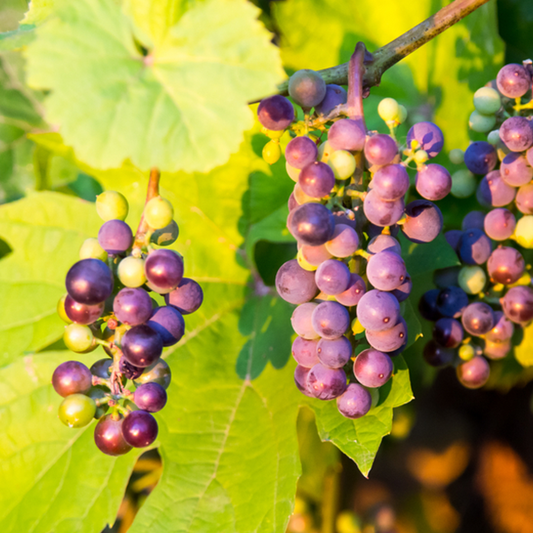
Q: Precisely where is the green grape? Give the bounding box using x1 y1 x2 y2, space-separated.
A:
286 161 301 182
64 324 96 353
318 140 334 163
458 265 486 294
473 87 501 115
451 169 476 198
487 130 500 146
514 216 533 248
58 393 96 428
96 191 129 222
469 110 496 133
57 294 73 324
449 148 464 165
117 256 147 288
459 344 475 361
377 98 400 122
262 140 280 164
297 248 317 272
87 387 109 419
328 149 356 179
144 196 174 230
150 220 179 246
397 105 408 124
293 183 320 204
79 237 108 261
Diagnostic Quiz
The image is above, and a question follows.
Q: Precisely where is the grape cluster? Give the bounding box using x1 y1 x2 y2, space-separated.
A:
420 60 533 389
257 69 452 419
55 190 203 455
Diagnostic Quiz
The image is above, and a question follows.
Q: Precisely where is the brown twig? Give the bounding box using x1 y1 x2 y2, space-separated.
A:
132 168 160 251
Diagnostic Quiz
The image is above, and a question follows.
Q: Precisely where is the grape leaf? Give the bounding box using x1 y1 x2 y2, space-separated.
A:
25 0 285 173
0 27 35 51
21 0 56 25
0 350 140 533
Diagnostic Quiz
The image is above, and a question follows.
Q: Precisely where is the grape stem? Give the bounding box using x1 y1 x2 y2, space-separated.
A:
272 0 490 97
132 167 161 252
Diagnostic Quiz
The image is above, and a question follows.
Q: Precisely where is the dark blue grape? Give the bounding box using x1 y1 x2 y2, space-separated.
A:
113 288 153 326
458 229 492 265
445 230 463 251
94 415 132 456
436 286 468 318
462 211 485 231
289 203 335 246
147 306 185 346
464 141 497 175
122 410 158 447
165 278 203 315
66 258 114 305
433 318 463 348
257 95 295 130
122 324 163 367
401 200 443 243
419 289 441 321
98 220 133 254
133 382 167 413
275 259 318 304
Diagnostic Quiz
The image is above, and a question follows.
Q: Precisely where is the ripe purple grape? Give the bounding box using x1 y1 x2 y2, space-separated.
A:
307 363 347 400
122 324 163 367
354 349 393 388
275 259 318 304
325 224 359 257
336 383 372 419
133 382 167 413
164 278 203 315
288 69 327 108
496 63 531 98
367 234 401 255
372 164 410 201
501 286 533 324
485 311 514 342
516 183 533 214
462 211 485 231
316 336 352 368
311 301 350 339
461 302 495 336
363 190 405 227
134 359 172 389
457 356 490 389
328 118 366 152
315 259 351 295
464 141 497 175
122 410 158 448
294 365 313 397
94 415 132 456
356 290 400 331
291 303 319 339
145 250 184 293
64 295 104 325
483 208 516 241
458 229 491 265
335 273 366 306
299 162 335 198
98 219 133 255
436 286 469 318
402 200 443 244
52 361 92 397
365 317 407 353
433 318 463 348
423 341 455 367
364 134 398 166
415 164 452 201
90 358 113 379
366 251 406 291
406 122 444 158
113 288 153 326
289 203 335 246
487 246 525 285
477 171 516 207
314 84 347 116
147 306 185 346
257 95 295 130
484 339 511 360
500 153 533 187
292 337 320 367
66 258 114 305
285 136 318 169
499 116 533 152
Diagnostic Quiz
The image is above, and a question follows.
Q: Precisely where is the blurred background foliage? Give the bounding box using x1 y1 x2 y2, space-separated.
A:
1 0 533 532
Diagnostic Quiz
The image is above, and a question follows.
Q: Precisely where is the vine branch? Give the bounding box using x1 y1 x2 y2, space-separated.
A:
132 167 160 251
275 0 490 96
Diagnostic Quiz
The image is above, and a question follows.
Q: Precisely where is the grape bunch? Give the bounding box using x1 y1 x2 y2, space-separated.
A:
54 190 203 455
420 60 533 389
257 68 452 419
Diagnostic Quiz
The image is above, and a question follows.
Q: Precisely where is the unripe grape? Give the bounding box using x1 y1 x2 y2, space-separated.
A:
487 130 501 146
473 87 501 115
469 110 496 133
63 324 96 353
459 344 475 361
118 256 147 288
134 358 172 389
150 220 179 246
286 161 301 182
318 140 334 163
58 394 96 428
398 105 408 124
79 238 108 261
451 169 476 198
414 150 429 164
449 149 464 165
378 98 400 122
262 140 281 164
96 191 128 222
57 294 73 324
458 265 486 295
514 216 533 248
144 197 174 230
328 150 356 180
297 248 317 271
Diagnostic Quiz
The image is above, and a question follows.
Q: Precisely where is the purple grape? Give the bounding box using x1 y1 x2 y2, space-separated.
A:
90 358 113 379
336 383 372 419
315 259 351 295
415 164 452 201
64 295 104 325
300 243 332 266
317 336 352 368
419 289 441 321
285 136 318 169
275 259 318 304
423 341 455 367
257 95 294 130
52 361 92 397
484 339 511 360
133 382 167 413
528 146 533 167
458 229 492 265
364 134 398 166
371 164 410 201
335 273 366 306
326 224 359 257
307 363 347 400
366 251 406 291
94 415 132 456
66 258 114 305
485 311 514 342
164 278 203 315
145 250 184 293
433 318 463 348
356 290 400 331
401 200 443 243
363 190 405 227
445 230 463 251
477 170 516 207
353 349 393 388
113 288 153 326
291 303 318 339
500 153 533 187
464 141 497 175
294 365 313 397
500 116 533 152
328 118 366 152
483 208 516 241
122 410 158 447
147 306 185 346
367 234 401 255
119 357 144 379
391 275 412 302
436 286 468 318
496 63 531 98
314 84 347 116
365 317 407 353
288 193 298 212
487 246 525 285
462 211 485 231
122 324 163 367
134 359 171 389
292 337 319 367
516 183 533 214
299 161 335 198
312 301 350 339
98 220 133 255
406 121 443 158
457 356 490 389
289 203 335 246
501 286 533 324
288 70 327 108
461 302 495 336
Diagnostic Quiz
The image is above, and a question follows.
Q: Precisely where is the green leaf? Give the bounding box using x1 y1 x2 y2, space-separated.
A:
514 322 533 367
0 26 35 51
0 350 140 533
310 356 413 477
21 0 56 25
26 0 285 173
